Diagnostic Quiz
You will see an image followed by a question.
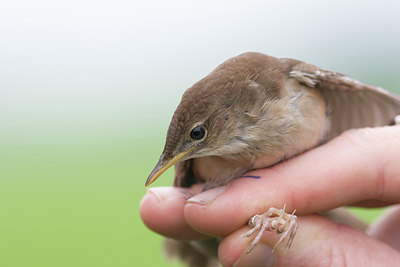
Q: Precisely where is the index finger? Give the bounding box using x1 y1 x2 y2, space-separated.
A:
184 126 400 237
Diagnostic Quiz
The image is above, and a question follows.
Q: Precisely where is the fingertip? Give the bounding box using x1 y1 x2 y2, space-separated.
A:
139 188 160 227
140 187 182 224
218 227 274 267
140 187 206 240
218 228 248 267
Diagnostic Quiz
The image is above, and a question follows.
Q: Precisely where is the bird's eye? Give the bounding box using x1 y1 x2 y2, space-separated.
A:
190 125 206 140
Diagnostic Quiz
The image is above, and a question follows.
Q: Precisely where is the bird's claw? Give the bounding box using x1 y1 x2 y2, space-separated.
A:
241 204 298 254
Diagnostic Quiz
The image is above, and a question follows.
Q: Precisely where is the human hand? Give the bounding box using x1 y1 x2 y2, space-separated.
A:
140 126 400 266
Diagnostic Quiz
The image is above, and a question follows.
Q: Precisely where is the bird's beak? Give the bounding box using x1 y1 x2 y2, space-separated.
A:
145 147 195 187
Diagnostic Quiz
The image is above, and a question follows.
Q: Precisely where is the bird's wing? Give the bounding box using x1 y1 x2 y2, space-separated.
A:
290 63 400 140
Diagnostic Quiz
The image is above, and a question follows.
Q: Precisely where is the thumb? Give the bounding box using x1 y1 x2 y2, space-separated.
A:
218 215 400 267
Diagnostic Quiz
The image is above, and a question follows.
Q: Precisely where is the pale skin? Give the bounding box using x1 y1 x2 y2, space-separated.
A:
140 126 400 266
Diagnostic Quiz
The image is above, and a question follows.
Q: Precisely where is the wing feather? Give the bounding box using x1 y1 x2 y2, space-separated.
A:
290 63 400 140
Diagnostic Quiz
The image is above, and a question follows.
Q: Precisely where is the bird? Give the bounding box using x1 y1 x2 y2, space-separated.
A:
145 52 400 267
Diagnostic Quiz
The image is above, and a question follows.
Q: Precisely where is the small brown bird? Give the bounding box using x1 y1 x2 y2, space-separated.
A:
146 52 400 267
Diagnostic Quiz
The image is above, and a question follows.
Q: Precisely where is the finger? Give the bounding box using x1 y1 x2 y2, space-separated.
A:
218 215 400 267
139 186 209 240
368 204 400 251
184 126 400 236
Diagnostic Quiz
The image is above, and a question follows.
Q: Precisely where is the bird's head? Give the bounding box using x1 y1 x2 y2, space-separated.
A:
145 53 283 186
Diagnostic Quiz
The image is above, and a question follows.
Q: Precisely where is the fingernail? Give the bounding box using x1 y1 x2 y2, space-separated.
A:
187 186 228 205
233 243 274 267
147 187 182 203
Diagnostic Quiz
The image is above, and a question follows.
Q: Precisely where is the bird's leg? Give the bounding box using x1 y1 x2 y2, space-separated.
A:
241 204 298 254
395 114 400 125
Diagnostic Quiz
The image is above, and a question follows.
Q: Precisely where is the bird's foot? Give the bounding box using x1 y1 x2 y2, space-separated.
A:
241 204 298 254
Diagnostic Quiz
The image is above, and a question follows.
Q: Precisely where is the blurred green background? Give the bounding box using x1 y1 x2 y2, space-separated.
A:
1 1 399 266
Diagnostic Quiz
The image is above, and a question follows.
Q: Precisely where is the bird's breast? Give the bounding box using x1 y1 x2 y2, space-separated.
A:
191 156 252 187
